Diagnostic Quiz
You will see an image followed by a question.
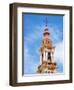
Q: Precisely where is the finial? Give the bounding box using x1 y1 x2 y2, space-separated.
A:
45 17 48 26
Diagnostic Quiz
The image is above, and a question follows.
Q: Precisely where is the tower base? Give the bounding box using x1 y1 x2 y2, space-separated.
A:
37 61 56 73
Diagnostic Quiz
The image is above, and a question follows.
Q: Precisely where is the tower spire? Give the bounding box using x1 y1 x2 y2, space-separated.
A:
44 17 50 35
45 17 48 26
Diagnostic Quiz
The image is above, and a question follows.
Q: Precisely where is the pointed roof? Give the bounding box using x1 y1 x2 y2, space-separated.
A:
43 17 50 35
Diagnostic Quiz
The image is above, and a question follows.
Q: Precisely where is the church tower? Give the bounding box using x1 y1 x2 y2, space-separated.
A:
37 18 56 73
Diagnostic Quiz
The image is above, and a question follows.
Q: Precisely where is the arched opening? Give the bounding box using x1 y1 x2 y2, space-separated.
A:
48 52 51 61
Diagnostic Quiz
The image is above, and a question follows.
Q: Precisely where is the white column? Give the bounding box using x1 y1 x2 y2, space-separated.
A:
51 52 52 61
45 52 46 61
43 51 46 61
44 51 48 61
46 52 48 61
51 52 54 62
40 54 42 64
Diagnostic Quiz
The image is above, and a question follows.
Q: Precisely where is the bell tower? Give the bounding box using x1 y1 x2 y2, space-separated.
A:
37 18 56 73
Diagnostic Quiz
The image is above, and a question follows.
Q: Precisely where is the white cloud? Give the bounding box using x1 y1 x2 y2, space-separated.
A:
54 41 64 63
24 46 39 74
24 25 44 44
54 41 64 73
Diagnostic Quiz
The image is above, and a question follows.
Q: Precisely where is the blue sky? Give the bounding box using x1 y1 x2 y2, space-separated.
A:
23 13 64 74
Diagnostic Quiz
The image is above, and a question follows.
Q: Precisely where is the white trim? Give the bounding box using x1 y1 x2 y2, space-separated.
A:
17 7 70 83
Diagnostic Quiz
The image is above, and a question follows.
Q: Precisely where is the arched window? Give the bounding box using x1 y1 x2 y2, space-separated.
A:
48 52 51 61
42 53 43 60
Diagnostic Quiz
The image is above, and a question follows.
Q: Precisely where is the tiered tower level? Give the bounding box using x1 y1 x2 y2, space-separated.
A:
37 18 56 73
